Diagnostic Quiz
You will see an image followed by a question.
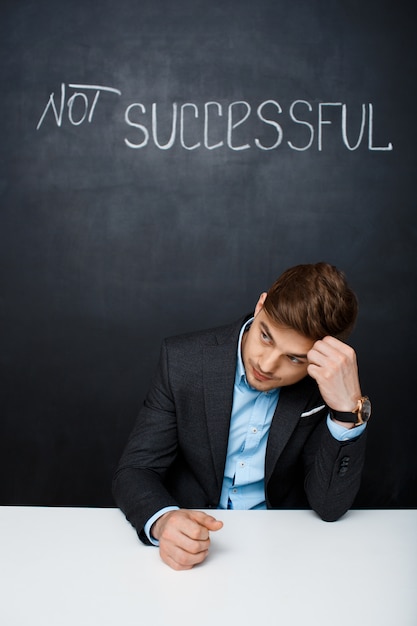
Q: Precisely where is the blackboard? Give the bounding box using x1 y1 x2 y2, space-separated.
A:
1 0 416 508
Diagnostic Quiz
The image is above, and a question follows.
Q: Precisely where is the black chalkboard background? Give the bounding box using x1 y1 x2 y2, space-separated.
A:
1 0 416 508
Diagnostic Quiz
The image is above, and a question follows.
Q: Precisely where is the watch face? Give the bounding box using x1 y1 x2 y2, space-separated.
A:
361 398 372 422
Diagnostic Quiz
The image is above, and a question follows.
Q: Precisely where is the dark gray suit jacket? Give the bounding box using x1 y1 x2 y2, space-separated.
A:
113 317 367 544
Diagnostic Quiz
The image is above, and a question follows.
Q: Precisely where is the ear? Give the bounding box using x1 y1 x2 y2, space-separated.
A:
254 292 267 316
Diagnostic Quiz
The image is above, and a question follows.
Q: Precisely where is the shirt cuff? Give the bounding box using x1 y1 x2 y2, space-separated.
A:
144 506 180 546
326 414 367 441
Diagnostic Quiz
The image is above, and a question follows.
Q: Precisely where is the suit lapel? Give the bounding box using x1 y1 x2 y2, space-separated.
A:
202 322 243 493
265 376 317 483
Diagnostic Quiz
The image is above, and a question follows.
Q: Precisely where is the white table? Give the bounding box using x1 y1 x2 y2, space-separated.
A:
1 507 415 626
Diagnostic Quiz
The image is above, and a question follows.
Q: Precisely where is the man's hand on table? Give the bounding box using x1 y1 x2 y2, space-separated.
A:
151 509 223 571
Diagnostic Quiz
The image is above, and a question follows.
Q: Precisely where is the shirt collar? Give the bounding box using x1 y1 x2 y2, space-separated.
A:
236 318 254 389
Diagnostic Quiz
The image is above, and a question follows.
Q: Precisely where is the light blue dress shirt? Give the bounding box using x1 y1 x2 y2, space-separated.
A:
218 320 279 510
145 318 366 542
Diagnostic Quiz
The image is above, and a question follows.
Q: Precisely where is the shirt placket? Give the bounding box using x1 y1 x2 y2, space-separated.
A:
232 391 273 494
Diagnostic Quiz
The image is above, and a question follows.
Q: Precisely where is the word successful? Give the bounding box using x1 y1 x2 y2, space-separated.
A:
36 83 393 152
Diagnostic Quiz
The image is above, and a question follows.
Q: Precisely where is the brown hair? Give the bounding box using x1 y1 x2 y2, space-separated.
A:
262 262 358 341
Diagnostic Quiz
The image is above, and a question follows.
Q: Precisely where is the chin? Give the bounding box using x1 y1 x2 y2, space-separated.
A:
251 378 280 392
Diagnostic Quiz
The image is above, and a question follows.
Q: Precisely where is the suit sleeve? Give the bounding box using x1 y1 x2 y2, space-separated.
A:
302 418 367 521
112 340 180 544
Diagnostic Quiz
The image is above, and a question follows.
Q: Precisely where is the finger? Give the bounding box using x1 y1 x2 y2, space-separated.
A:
308 338 335 360
308 338 353 369
189 511 224 533
159 528 211 569
159 526 211 559
306 362 319 378
307 346 330 368
164 519 208 544
181 519 220 542
175 533 211 555
163 545 210 571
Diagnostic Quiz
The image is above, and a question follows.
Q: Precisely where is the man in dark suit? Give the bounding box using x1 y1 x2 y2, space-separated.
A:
113 262 370 570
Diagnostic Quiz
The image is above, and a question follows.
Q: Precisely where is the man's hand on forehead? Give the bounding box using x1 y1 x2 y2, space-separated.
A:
306 336 362 413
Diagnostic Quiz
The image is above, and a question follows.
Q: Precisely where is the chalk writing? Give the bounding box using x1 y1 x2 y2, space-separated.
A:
124 100 393 151
36 83 122 130
36 84 393 152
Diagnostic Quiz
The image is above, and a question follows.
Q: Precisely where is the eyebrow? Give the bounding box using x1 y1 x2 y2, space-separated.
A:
260 321 308 359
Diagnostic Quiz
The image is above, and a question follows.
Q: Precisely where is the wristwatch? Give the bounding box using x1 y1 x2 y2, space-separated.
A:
330 396 372 426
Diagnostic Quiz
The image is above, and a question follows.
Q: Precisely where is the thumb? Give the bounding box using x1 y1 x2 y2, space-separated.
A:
191 511 224 532
205 516 223 532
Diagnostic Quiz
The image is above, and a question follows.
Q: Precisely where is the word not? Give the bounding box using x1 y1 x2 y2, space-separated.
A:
36 83 122 129
36 84 393 152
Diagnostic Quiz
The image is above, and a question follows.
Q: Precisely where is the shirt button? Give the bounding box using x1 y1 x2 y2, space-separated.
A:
240 462 245 467
252 427 258 434
233 489 238 493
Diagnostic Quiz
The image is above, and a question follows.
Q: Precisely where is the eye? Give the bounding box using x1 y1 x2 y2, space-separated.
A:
261 331 272 343
288 355 304 365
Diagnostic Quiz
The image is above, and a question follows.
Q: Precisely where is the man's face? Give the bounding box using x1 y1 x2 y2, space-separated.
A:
241 294 315 392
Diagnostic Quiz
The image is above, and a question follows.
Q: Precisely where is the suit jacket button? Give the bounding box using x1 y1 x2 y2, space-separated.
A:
339 456 350 474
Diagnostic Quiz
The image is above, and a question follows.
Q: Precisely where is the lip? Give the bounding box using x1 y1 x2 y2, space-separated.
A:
252 366 272 382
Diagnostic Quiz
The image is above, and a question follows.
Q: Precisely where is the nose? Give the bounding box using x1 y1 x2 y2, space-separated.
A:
259 350 282 375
